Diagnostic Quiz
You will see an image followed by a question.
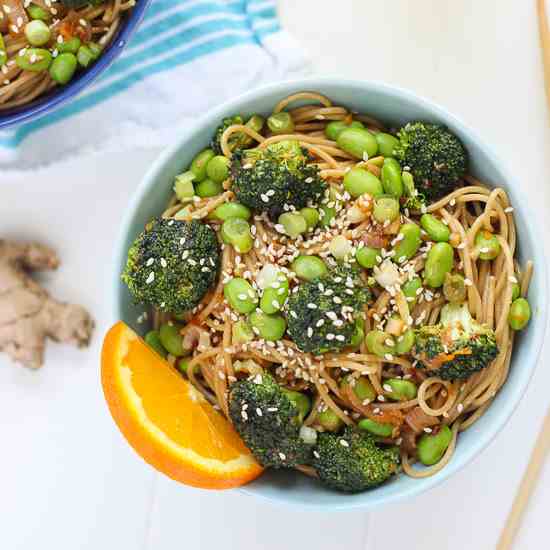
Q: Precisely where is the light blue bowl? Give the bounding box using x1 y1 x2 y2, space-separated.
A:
112 78 548 510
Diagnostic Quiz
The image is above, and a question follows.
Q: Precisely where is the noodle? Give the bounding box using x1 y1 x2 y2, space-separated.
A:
144 91 532 484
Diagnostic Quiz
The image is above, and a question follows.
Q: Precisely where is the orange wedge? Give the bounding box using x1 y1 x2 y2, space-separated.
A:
101 321 263 489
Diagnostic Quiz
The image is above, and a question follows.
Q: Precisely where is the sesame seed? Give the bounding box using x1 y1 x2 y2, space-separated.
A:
160 258 167 268
504 206 514 213
384 353 394 361
339 439 350 447
457 403 464 413
307 303 318 309
457 242 466 249
278 452 286 460
146 272 155 284
464 278 473 286
423 427 433 433
509 275 518 283
256 407 263 417
313 450 320 459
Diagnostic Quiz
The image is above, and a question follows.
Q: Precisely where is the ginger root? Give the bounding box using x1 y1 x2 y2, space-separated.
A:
0 240 94 369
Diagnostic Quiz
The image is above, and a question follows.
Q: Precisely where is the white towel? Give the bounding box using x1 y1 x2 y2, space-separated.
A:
0 0 308 171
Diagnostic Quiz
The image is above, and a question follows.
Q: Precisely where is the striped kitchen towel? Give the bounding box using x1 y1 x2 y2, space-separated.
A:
0 0 308 170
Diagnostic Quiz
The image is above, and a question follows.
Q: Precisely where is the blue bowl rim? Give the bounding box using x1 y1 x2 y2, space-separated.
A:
0 0 152 129
111 77 549 511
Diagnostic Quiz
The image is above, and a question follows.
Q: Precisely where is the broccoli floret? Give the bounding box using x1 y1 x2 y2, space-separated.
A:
412 302 498 380
394 122 467 202
230 140 326 219
210 115 244 155
312 427 400 492
228 372 312 468
122 218 220 314
286 265 371 354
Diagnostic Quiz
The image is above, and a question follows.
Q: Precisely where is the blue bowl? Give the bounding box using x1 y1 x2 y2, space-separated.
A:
0 0 151 129
111 78 548 510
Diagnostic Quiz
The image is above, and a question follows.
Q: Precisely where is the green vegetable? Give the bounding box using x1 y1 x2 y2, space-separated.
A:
212 202 251 221
417 425 453 466
190 148 216 182
394 330 415 355
283 390 311 422
375 132 399 157
122 218 220 314
329 235 352 260
228 372 313 468
291 255 328 281
316 408 343 432
57 37 81 54
337 127 379 159
412 302 499 380
24 20 51 46
318 203 336 228
16 48 52 72
176 358 189 374
341 375 376 402
87 42 102 59
173 171 195 202
373 195 400 223
343 167 383 198
249 311 287 341
443 272 466 304
401 170 426 211
424 242 454 288
511 282 521 301
356 246 380 269
221 217 253 253
385 378 417 401
231 141 326 219
366 330 394 358
27 4 51 21
0 35 7 66
144 330 167 358
49 52 77 84
402 276 422 307
312 427 400 492
195 178 223 198
474 230 501 260
286 265 371 354
358 418 393 437
206 155 230 183
325 120 364 141
232 319 255 344
260 273 289 314
76 45 95 68
210 114 264 155
394 122 467 201
420 214 450 242
223 277 258 314
300 207 320 229
159 323 188 357
393 223 421 262
267 111 295 134
278 212 307 238
509 297 531 330
381 157 403 198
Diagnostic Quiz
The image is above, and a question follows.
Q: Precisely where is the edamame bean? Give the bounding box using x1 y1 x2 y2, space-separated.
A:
248 311 287 341
206 155 230 183
420 214 450 242
224 278 258 313
511 282 521 301
343 167 384 198
381 158 404 198
350 318 365 348
393 223 421 262
16 48 51 71
49 53 77 84
394 330 415 355
402 171 416 199
337 127 378 159
509 297 531 330
159 323 187 357
366 330 394 358
300 207 320 229
88 42 102 60
475 230 501 260
358 418 394 437
267 112 295 134
57 37 81 54
213 202 251 221
356 246 380 269
173 171 195 202
144 330 167 358
232 319 254 343
291 255 327 281
424 242 454 288
375 132 399 157
176 358 189 374
316 408 343 432
417 425 453 466
221 218 253 253
0 36 6 66
443 272 466 303
260 274 289 314
385 378 417 401
283 390 311 422
318 204 336 228
77 45 95 68
190 148 215 182
195 178 223 198
27 4 51 20
24 19 51 46
279 212 307 238
373 195 400 223
329 235 352 260
341 375 376 402
402 276 422 306
325 120 364 141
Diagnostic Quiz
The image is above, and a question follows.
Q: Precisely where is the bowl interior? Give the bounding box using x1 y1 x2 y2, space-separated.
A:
112 79 547 510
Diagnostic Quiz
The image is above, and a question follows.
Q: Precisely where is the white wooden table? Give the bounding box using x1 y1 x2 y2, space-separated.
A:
2 1 550 548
